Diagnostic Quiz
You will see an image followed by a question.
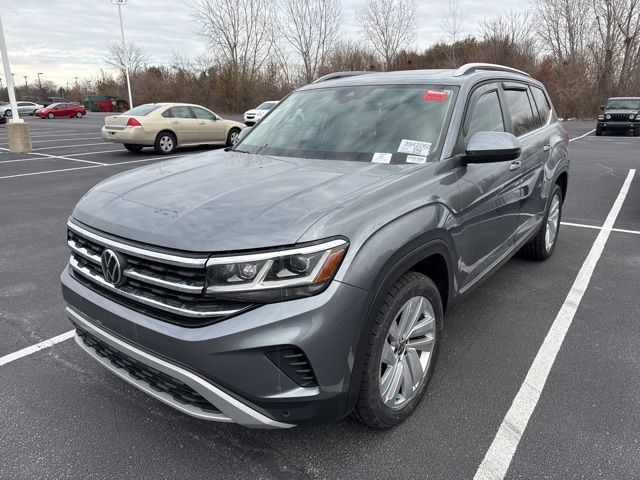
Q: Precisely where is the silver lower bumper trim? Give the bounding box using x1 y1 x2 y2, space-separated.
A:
66 307 293 429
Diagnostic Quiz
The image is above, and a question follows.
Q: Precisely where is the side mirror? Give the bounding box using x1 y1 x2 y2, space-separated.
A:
465 131 521 164
600 105 605 111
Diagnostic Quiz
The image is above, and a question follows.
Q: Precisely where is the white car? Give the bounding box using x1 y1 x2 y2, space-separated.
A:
243 100 279 125
3 101 44 117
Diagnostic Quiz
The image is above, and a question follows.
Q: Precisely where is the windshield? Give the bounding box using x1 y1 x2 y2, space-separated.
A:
606 99 640 110
124 104 160 116
257 101 278 110
239 85 457 162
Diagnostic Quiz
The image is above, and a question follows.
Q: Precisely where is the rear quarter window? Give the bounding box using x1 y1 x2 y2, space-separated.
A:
531 87 552 124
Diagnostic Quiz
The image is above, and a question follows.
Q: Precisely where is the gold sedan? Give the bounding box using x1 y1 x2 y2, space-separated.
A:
101 103 245 154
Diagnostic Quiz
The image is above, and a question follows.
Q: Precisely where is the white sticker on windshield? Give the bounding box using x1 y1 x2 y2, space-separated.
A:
406 155 427 164
398 139 432 157
372 153 392 164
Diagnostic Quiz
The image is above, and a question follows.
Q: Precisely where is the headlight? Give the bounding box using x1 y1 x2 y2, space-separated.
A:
205 238 348 302
629 114 635 120
605 114 611 120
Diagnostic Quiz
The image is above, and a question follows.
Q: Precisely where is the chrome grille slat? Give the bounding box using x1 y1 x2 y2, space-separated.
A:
66 223 251 323
69 257 238 318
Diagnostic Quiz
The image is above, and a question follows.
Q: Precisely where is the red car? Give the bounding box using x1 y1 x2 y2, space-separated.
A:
37 102 86 119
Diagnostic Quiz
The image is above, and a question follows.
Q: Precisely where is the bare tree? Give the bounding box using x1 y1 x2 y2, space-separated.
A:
359 0 417 70
277 0 341 83
441 0 463 66
189 0 274 81
536 0 592 61
104 41 149 76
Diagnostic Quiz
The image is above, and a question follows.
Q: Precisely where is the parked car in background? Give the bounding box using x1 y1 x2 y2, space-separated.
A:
596 97 640 136
63 64 569 429
40 96 70 107
101 103 245 154
243 100 279 125
3 101 45 117
37 102 86 119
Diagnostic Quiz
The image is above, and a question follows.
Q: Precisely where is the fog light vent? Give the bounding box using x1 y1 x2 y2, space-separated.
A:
265 346 318 388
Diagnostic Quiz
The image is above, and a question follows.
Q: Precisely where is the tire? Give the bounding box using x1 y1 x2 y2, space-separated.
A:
75 112 83 118
595 125 602 136
634 126 640 137
226 128 241 147
33 110 38 115
520 184 563 261
4 109 11 117
154 131 177 154
355 271 443 429
47 112 55 119
124 144 144 153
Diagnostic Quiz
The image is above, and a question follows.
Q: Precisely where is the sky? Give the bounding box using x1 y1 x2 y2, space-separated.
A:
0 0 532 88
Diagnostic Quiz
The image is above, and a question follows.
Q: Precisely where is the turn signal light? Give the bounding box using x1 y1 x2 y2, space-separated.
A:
126 117 142 127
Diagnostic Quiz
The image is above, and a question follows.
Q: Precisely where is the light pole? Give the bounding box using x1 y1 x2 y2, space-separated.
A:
37 72 43 91
23 75 28 98
112 0 133 108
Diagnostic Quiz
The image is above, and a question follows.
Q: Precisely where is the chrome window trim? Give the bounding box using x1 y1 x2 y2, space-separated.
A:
69 257 237 318
68 221 208 268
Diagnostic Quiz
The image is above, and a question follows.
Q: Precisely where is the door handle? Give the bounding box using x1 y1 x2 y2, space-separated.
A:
199 121 206 125
543 144 551 151
509 160 521 171
171 120 179 124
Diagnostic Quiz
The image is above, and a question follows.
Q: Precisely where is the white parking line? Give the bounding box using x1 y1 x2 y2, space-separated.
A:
0 132 88 139
0 331 74 367
0 136 101 145
32 142 108 151
569 129 595 142
65 149 125 156
0 154 185 180
561 221 640 236
0 147 106 166
474 168 636 480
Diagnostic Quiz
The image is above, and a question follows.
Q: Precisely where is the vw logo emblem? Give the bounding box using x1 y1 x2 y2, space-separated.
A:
101 249 124 286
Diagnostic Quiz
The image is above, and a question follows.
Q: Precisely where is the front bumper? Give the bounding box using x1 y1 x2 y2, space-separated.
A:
61 266 370 426
101 126 155 145
597 121 638 130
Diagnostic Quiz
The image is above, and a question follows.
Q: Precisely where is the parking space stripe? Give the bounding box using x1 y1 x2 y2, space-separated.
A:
0 154 185 180
65 149 126 156
474 168 636 480
0 136 101 145
569 129 595 142
0 331 74 367
32 142 108 151
561 221 640 236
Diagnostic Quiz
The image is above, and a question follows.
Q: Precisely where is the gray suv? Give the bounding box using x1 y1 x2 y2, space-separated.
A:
596 97 640 136
62 63 569 429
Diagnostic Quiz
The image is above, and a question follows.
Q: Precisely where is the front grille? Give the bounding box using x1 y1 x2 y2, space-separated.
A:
265 346 318 388
607 113 633 122
67 222 252 326
75 324 221 413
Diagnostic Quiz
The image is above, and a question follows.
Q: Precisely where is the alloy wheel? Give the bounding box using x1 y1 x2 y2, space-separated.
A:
545 193 561 252
379 295 436 409
159 135 174 152
230 131 240 146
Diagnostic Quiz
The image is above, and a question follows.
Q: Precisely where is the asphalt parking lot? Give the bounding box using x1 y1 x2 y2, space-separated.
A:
0 115 638 479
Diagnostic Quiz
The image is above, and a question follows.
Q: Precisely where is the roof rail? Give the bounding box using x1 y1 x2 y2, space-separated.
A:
312 71 372 84
454 63 530 78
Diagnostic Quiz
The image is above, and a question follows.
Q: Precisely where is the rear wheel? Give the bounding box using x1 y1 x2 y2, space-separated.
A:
154 131 176 154
595 125 603 136
47 112 55 119
124 144 144 153
227 128 241 147
4 109 11 117
520 184 563 261
355 271 442 429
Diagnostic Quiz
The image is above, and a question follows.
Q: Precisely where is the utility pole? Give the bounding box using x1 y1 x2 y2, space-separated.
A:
74 76 79 88
112 0 133 108
37 72 43 91
23 75 28 98
0 15 32 152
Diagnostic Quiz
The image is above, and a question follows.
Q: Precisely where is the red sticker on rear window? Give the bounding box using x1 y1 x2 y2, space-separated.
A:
423 90 449 102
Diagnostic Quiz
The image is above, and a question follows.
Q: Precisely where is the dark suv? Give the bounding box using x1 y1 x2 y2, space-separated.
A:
596 97 640 136
62 63 569 429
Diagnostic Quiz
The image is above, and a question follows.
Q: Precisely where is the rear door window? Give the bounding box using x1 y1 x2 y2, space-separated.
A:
466 90 505 139
503 87 541 136
530 87 552 125
190 107 216 120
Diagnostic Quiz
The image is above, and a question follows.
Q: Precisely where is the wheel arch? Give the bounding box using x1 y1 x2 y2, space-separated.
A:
156 129 178 146
555 170 568 203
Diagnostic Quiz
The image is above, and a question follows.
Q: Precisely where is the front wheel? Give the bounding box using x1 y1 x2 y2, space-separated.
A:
47 112 55 119
633 126 640 137
355 271 443 429
75 112 83 118
520 184 563 261
227 128 241 147
595 125 603 136
154 132 176 154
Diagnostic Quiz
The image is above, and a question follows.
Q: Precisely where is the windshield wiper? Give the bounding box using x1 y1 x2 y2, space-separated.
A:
225 147 249 153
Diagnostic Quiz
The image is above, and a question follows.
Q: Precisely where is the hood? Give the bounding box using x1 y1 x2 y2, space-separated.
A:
603 109 640 115
244 109 264 115
72 151 410 252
